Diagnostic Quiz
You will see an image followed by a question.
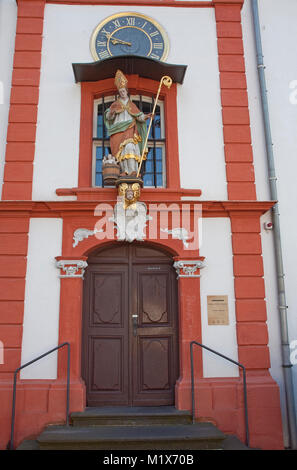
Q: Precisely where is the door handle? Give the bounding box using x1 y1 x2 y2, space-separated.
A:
132 314 138 337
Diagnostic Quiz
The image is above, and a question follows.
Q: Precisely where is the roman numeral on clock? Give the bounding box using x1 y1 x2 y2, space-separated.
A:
97 41 107 47
126 17 135 26
153 43 163 49
99 50 110 60
150 53 160 60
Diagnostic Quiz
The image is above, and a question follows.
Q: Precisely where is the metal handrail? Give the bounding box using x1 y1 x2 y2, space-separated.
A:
9 342 71 450
190 340 249 447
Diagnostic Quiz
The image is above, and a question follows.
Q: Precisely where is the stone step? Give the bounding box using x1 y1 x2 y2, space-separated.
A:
37 423 226 450
17 433 251 451
71 406 192 427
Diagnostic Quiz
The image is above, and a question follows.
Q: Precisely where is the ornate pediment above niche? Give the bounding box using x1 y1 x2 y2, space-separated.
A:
72 55 187 84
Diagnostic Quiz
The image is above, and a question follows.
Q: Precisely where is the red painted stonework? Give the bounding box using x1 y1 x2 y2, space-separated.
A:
0 214 30 447
220 72 247 89
236 299 267 322
230 211 283 447
2 0 45 201
12 68 41 87
233 254 264 276
0 0 46 450
215 1 256 200
175 274 203 409
224 143 253 162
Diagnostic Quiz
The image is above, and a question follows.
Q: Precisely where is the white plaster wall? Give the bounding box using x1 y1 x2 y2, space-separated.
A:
256 2 297 392
33 4 225 200
0 0 17 199
241 0 270 201
200 218 239 377
20 219 62 379
176 9 226 199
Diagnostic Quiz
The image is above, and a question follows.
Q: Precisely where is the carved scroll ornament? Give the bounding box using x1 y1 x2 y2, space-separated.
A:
56 260 88 279
173 260 205 279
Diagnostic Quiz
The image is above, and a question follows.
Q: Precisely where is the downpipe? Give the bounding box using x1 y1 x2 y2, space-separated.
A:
251 0 297 449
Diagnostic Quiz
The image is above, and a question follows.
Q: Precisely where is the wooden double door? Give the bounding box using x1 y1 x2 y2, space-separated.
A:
82 244 179 407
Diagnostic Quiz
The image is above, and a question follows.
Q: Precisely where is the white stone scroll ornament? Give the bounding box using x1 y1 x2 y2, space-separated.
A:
109 201 151 243
173 260 205 279
56 260 88 279
73 228 103 248
160 228 190 249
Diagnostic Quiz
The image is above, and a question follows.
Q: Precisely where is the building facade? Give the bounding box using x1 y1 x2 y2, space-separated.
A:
0 0 296 450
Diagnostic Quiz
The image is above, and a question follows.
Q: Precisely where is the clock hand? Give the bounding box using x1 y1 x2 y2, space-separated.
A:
111 38 132 46
102 32 131 46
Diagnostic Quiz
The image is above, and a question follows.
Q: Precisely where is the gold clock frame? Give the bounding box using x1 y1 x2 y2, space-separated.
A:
90 12 170 62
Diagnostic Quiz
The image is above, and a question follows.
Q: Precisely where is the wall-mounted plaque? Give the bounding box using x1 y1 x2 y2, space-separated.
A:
207 296 229 325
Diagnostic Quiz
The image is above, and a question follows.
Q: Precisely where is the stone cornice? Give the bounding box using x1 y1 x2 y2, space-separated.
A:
16 0 243 7
0 200 275 217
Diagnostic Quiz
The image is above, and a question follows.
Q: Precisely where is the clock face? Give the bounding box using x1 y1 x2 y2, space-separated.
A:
90 12 169 62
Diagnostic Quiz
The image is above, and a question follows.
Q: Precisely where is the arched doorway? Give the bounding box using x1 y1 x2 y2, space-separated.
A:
82 243 179 407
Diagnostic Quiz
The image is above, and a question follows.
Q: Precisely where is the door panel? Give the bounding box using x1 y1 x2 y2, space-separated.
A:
92 274 123 326
132 264 178 405
141 273 169 324
82 264 129 406
90 337 123 391
82 245 178 407
140 337 171 390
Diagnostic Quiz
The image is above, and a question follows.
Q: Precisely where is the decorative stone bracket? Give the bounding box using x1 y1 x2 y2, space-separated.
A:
173 260 205 279
73 228 102 248
56 259 88 279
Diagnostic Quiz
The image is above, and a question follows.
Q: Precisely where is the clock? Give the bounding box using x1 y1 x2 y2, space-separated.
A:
90 12 169 62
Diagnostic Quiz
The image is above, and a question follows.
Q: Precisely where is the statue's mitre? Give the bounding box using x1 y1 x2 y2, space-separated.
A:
115 69 128 90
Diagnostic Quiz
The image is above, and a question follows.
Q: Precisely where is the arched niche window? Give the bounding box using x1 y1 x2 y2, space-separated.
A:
78 76 180 191
93 94 166 187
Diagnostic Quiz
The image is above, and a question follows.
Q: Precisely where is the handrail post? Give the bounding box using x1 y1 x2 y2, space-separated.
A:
190 340 250 448
9 342 70 450
190 342 195 424
10 370 18 450
242 366 249 446
66 342 71 426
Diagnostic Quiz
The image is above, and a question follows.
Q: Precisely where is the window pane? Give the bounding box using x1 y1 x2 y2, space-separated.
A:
156 160 162 172
145 161 153 172
147 105 161 140
96 159 102 172
140 100 152 115
156 147 163 160
142 145 165 188
146 149 153 160
156 174 163 187
97 112 103 139
96 146 103 159
154 110 161 140
144 173 154 186
95 173 102 186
